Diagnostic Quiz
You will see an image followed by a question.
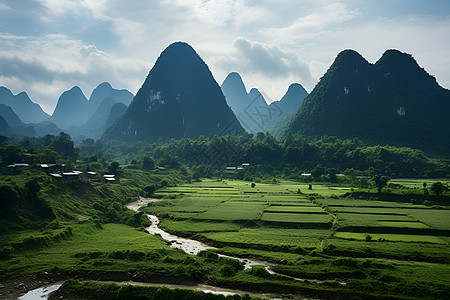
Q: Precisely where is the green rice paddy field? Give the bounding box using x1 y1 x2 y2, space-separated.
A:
144 179 450 261
3 178 449 299
141 179 450 297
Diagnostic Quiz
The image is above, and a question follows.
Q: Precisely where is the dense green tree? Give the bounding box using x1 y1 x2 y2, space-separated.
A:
142 155 155 170
0 184 18 214
108 161 120 174
372 175 390 193
0 144 25 164
52 132 77 160
431 182 447 197
144 185 157 196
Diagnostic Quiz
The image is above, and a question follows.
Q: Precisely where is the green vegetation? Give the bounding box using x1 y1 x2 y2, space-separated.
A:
334 232 447 244
50 279 256 300
1 132 450 299
281 49 450 156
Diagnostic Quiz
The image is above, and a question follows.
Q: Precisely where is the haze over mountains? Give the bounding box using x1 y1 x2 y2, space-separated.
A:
283 49 450 154
0 82 134 141
103 42 244 142
221 72 308 133
0 87 49 124
1 42 449 155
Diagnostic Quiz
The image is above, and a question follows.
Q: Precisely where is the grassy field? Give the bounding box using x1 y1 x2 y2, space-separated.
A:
261 212 333 224
159 219 241 233
1 222 170 274
201 228 331 249
264 205 327 213
391 178 450 189
334 232 447 243
3 178 450 299
194 201 267 221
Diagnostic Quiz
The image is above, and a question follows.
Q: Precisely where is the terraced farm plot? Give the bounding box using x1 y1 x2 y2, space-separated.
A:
143 197 225 217
391 178 450 189
217 247 304 262
194 201 266 220
261 212 333 224
261 196 310 201
159 219 240 233
375 221 430 229
264 205 327 214
143 208 202 219
160 187 241 195
335 232 447 244
325 238 450 262
220 180 351 197
316 198 428 209
171 196 225 209
334 212 426 228
268 202 318 207
328 206 424 215
201 228 331 248
400 209 450 230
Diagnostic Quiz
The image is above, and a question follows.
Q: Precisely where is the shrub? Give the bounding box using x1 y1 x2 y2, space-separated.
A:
0 246 14 259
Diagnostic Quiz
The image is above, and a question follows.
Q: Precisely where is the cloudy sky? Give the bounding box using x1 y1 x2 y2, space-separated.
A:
1 0 449 114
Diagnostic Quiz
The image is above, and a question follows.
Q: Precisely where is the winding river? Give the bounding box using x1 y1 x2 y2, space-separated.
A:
18 197 330 299
127 198 276 271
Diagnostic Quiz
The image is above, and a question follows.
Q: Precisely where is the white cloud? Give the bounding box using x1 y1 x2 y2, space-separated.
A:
0 33 146 114
1 0 449 115
80 44 107 57
232 38 311 79
269 1 359 42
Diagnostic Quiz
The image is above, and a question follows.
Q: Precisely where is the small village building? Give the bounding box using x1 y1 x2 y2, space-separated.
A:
86 171 97 179
301 173 312 176
7 163 29 168
61 171 82 180
226 166 236 170
49 173 63 179
103 174 116 183
41 164 65 173
6 163 30 174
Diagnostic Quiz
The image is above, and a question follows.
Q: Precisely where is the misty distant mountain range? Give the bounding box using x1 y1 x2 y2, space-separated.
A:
1 42 449 155
0 82 133 141
221 72 308 133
